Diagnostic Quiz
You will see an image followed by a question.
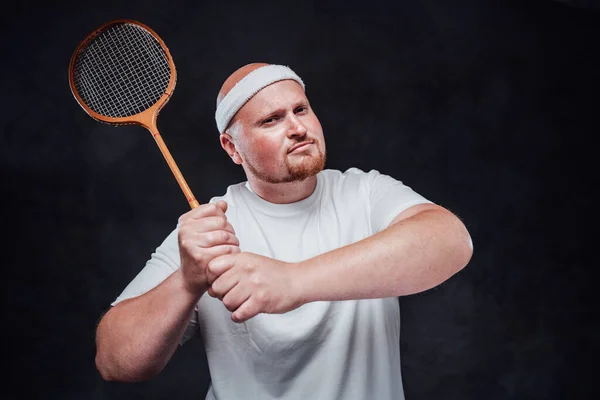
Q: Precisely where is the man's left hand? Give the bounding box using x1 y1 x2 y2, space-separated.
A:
206 252 304 323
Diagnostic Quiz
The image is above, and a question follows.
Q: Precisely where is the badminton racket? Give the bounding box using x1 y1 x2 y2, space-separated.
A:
68 19 199 209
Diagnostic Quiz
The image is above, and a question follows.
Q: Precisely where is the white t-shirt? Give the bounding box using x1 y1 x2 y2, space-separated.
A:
112 167 432 400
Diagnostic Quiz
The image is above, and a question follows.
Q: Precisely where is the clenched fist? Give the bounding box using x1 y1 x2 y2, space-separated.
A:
206 252 304 323
178 200 240 296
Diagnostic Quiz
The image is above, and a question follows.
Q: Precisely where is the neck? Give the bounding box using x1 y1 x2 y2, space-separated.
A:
246 175 318 204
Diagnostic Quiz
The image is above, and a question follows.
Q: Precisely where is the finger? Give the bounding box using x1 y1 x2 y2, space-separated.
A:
194 230 240 248
184 244 239 273
231 297 260 323
215 200 228 213
202 244 240 261
178 218 237 252
180 202 226 223
206 253 238 282
180 221 236 244
188 216 233 234
210 268 241 300
221 282 251 313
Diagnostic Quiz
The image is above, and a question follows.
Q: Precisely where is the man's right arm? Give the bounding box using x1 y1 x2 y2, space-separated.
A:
95 201 239 382
95 269 203 382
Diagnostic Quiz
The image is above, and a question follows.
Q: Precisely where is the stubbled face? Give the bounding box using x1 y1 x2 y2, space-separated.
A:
227 80 326 184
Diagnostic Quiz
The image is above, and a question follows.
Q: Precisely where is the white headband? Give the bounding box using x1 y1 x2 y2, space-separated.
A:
215 64 305 133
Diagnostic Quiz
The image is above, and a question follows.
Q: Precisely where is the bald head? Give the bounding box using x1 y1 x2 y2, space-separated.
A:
217 62 270 107
214 63 306 133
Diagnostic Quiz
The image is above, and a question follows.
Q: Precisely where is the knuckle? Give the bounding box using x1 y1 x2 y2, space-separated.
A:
255 290 267 303
178 211 192 223
220 231 230 243
190 248 202 262
250 275 262 286
207 260 218 274
234 311 246 322
223 298 236 311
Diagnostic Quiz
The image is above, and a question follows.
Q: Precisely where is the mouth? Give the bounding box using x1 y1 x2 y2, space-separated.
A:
288 141 314 154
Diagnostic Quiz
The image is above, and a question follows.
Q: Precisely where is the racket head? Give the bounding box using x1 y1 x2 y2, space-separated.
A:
68 19 177 128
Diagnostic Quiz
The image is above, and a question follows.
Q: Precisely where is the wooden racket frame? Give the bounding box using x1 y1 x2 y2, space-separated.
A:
68 19 199 209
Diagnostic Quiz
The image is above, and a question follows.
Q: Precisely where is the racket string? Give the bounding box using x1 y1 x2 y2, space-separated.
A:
73 23 172 118
103 27 147 114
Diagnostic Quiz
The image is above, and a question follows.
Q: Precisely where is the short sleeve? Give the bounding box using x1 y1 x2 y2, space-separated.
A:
367 169 433 233
111 227 181 306
110 226 200 345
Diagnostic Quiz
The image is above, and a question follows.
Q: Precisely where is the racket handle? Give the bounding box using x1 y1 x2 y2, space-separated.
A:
151 131 199 209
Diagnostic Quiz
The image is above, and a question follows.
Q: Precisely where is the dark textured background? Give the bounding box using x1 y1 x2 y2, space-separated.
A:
2 0 598 399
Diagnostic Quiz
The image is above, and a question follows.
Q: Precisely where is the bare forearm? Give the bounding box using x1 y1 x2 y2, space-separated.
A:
297 208 473 303
95 269 203 382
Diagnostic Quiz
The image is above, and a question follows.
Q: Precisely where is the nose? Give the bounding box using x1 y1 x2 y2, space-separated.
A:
287 113 308 138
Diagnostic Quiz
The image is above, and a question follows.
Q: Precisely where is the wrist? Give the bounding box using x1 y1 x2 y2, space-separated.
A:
290 259 316 306
174 269 207 300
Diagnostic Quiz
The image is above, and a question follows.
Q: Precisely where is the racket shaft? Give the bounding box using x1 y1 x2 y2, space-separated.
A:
152 132 199 209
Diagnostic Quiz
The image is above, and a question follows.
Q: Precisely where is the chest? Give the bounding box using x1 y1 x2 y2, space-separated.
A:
230 201 371 263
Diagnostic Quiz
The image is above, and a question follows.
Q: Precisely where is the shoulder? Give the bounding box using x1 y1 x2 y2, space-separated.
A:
317 168 381 203
207 181 247 205
319 167 387 188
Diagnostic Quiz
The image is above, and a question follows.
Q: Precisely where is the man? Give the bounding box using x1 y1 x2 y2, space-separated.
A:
95 63 473 400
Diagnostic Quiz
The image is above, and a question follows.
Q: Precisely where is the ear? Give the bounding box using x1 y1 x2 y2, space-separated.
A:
220 134 243 165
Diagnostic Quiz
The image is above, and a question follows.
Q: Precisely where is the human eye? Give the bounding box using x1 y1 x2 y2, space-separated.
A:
295 104 309 115
261 115 280 126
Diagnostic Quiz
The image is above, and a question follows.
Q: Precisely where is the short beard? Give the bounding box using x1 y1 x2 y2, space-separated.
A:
246 146 326 184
